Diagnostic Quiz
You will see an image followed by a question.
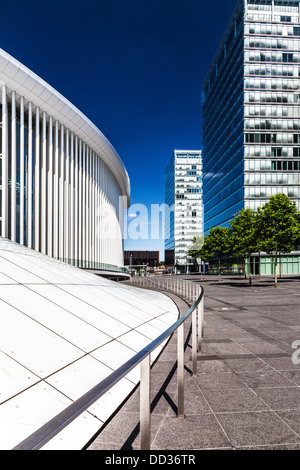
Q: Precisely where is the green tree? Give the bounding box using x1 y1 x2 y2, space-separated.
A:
256 194 299 288
195 226 232 282
187 235 204 260
188 235 205 278
230 208 260 286
295 211 300 246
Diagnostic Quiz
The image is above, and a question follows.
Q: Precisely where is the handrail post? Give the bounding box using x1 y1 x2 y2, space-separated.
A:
201 295 204 336
140 355 151 450
198 296 204 351
192 307 197 377
177 322 184 419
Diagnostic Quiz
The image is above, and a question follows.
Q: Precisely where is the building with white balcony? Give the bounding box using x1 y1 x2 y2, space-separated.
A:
165 150 203 273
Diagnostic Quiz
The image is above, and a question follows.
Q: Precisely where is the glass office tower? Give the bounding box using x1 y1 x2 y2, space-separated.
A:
202 0 300 235
164 150 203 273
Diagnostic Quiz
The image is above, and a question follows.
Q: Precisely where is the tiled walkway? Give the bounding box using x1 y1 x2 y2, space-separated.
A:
87 275 300 450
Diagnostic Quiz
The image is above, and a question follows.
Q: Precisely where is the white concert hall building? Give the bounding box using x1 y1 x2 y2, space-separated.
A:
0 48 130 271
0 49 181 450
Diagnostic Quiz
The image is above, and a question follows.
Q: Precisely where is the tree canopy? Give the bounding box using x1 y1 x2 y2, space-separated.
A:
187 194 300 287
229 208 259 285
192 226 232 281
256 193 299 287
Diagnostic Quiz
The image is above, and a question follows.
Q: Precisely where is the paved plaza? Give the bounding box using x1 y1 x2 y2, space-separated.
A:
87 275 300 450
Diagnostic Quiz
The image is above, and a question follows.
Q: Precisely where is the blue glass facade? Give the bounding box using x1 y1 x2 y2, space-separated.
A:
202 1 245 233
164 154 175 264
202 0 300 234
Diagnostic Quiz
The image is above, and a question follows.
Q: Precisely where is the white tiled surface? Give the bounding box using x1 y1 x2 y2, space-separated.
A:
0 238 179 450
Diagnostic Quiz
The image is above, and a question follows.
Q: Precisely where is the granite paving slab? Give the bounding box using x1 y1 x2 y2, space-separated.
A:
87 275 300 451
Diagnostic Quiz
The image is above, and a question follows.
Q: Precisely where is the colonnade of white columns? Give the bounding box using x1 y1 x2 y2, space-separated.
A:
0 85 124 269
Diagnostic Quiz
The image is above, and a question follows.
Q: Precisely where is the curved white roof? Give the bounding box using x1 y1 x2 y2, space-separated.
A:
0 238 178 449
0 48 130 205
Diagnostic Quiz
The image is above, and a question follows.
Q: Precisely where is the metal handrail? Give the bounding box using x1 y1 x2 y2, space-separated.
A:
13 278 204 451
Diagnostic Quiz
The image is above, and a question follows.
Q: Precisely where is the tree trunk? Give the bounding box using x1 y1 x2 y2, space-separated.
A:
274 242 278 288
280 252 282 278
248 254 252 286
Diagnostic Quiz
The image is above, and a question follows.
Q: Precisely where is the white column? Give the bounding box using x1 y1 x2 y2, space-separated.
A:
34 107 40 251
93 152 97 264
95 154 98 264
100 161 103 264
48 116 53 257
88 148 92 263
103 166 106 264
65 128 70 262
86 146 90 264
11 90 17 242
20 96 25 245
88 146 91 263
1 84 8 238
92 150 95 263
92 150 95 264
27 102 33 248
82 142 86 265
70 131 75 264
53 121 59 258
78 139 82 266
99 160 103 264
59 124 64 260
74 136 79 265
41 111 47 254
90 151 93 264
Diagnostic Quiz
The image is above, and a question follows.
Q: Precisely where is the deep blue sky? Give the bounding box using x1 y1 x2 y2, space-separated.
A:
1 0 238 258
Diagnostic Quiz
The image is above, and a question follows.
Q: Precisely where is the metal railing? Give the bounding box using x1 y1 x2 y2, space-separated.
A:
13 277 204 451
